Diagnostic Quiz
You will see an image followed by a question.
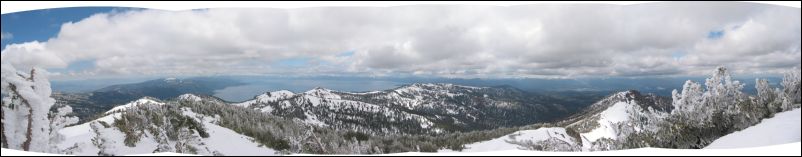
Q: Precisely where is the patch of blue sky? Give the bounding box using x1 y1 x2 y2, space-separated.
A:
707 30 725 39
1 7 137 50
672 51 686 60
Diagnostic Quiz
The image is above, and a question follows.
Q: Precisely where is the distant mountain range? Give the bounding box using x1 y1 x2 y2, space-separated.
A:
57 80 610 135
53 77 244 122
55 77 610 124
231 83 589 134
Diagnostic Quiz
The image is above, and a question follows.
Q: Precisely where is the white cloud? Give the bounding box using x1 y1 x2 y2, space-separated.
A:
0 32 12 40
0 2 799 79
1 41 68 71
680 7 802 75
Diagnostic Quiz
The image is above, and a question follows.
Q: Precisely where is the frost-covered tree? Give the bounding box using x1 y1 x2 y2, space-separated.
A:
1 63 77 153
671 80 705 124
755 78 787 113
48 105 79 152
781 67 801 105
756 79 775 105
655 66 802 149
671 67 746 125
704 67 746 115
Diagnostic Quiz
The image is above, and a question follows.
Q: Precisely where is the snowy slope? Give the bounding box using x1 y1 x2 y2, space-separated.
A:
705 108 801 149
61 97 163 141
440 91 669 152
439 127 576 152
199 122 277 155
59 113 160 155
555 90 669 151
58 98 167 155
440 100 638 152
179 108 278 155
580 102 631 142
578 101 635 150
405 142 802 156
58 98 277 156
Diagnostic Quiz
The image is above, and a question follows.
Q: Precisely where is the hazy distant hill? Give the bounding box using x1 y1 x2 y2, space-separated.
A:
53 77 244 123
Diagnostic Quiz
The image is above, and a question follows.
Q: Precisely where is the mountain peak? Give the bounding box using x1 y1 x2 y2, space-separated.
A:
310 86 329 91
105 97 165 114
271 90 294 95
232 90 296 107
581 90 671 115
608 90 642 102
304 87 340 99
263 90 295 98
178 93 202 102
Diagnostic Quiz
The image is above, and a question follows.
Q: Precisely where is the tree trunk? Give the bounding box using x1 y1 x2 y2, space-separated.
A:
21 69 37 151
22 103 33 151
1 95 6 148
9 84 34 151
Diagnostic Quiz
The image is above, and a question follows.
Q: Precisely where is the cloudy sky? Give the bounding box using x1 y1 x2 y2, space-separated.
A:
1 2 800 80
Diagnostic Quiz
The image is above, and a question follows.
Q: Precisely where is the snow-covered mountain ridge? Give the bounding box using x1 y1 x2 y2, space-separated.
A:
231 83 577 135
